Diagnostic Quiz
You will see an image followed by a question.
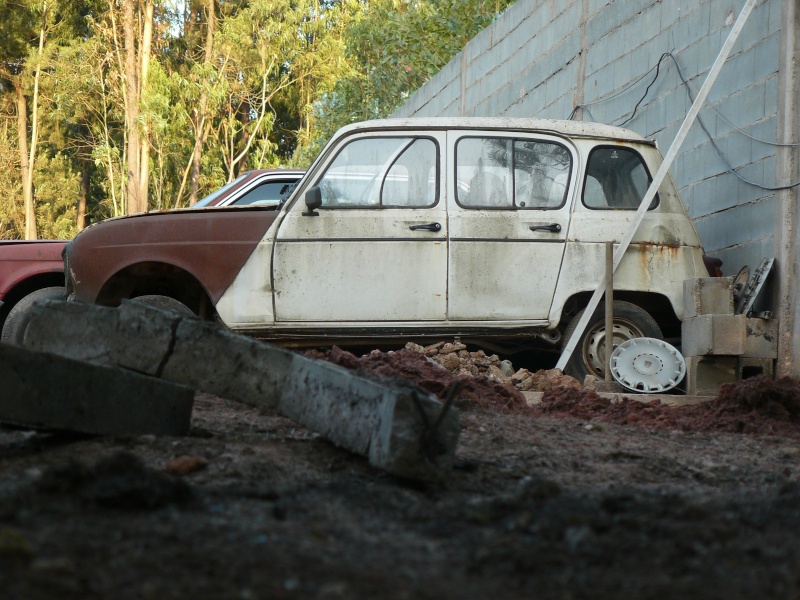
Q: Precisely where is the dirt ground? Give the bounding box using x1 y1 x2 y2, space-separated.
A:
1 345 799 600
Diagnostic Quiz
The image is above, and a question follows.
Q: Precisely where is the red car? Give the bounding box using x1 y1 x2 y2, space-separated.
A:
0 169 304 344
0 240 67 343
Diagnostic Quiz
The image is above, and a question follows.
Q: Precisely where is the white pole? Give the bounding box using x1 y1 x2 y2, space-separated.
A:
556 0 758 372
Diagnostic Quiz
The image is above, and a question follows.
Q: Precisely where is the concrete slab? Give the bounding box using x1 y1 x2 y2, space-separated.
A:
0 343 193 436
23 299 459 481
523 390 715 407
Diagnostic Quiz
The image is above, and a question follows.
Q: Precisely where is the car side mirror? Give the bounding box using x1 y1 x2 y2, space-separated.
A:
303 186 322 216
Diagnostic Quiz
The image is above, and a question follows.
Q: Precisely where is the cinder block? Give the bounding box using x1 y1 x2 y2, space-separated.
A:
681 314 746 356
685 355 738 396
0 344 193 436
683 277 734 318
744 318 778 359
737 357 774 380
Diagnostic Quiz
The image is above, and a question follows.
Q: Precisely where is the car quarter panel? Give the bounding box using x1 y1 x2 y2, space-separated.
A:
67 209 279 305
549 140 707 324
0 241 66 299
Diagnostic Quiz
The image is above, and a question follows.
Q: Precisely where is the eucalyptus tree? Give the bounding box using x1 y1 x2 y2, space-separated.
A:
294 0 514 166
0 0 54 239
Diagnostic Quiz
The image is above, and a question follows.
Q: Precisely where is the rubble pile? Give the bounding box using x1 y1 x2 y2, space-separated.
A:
308 341 585 414
405 341 582 394
309 342 800 438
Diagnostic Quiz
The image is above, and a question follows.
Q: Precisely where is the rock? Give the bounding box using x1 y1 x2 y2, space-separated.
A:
441 342 467 354
512 369 533 383
436 352 462 371
516 376 535 391
423 342 445 356
488 365 511 383
499 360 515 377
529 369 583 393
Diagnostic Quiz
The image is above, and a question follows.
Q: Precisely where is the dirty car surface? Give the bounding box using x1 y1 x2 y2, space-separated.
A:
0 241 67 342
65 118 709 377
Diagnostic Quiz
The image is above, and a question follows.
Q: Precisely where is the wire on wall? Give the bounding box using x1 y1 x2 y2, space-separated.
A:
569 51 800 191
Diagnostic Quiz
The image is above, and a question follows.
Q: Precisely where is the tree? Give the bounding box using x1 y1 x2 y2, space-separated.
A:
0 0 509 237
293 0 513 165
0 1 54 239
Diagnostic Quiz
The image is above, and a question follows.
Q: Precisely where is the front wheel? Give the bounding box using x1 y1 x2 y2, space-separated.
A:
1 286 66 346
562 300 662 381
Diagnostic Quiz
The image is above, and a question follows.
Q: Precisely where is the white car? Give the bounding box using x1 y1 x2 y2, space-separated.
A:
66 118 711 379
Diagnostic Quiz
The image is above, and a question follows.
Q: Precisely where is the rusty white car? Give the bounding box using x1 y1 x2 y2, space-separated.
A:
65 118 712 379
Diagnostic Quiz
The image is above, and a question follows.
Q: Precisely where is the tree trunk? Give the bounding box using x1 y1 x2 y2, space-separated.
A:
24 5 48 239
188 0 215 205
77 168 90 231
138 1 153 211
15 85 35 240
124 0 141 214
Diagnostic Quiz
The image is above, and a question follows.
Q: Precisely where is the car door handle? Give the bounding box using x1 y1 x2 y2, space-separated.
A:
409 222 442 232
529 223 562 233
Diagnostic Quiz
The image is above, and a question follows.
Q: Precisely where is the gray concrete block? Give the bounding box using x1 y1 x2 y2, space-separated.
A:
681 314 746 357
24 300 459 481
683 277 734 318
684 355 738 396
0 344 193 436
737 357 774 380
744 317 778 359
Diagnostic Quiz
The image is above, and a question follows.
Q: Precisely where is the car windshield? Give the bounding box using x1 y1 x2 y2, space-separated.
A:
192 174 250 208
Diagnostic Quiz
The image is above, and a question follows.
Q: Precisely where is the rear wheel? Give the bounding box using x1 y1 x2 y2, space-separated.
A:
1 286 66 346
562 300 662 382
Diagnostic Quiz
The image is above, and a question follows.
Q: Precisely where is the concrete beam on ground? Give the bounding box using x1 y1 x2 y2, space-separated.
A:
523 391 715 408
23 299 460 481
0 343 194 436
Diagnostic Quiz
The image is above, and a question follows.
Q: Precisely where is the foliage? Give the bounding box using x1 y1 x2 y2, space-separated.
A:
0 0 511 238
294 0 514 164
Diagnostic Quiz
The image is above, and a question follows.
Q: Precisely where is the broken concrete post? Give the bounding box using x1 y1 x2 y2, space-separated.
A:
0 343 194 436
23 299 460 481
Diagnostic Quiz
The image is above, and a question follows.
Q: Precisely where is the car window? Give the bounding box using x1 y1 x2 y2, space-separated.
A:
456 137 571 209
231 180 298 206
193 173 249 208
582 146 658 210
317 137 437 208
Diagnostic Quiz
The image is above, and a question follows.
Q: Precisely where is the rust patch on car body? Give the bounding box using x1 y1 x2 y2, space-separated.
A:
67 208 278 305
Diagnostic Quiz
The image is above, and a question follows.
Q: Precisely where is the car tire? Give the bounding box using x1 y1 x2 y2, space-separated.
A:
130 294 195 318
562 300 662 382
1 286 66 346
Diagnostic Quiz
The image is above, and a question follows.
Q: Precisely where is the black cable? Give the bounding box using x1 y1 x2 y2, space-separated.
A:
569 50 800 190
663 52 800 191
619 53 671 127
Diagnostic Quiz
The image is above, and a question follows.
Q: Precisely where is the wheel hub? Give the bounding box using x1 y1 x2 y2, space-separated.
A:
583 321 642 377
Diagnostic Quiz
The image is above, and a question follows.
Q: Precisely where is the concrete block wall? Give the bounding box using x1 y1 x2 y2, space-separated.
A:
394 0 783 279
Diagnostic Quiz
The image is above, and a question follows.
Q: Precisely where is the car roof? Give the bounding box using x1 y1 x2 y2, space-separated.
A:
240 168 306 177
336 117 652 144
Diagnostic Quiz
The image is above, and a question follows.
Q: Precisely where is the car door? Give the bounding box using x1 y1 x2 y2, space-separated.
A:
272 132 447 322
447 131 576 321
